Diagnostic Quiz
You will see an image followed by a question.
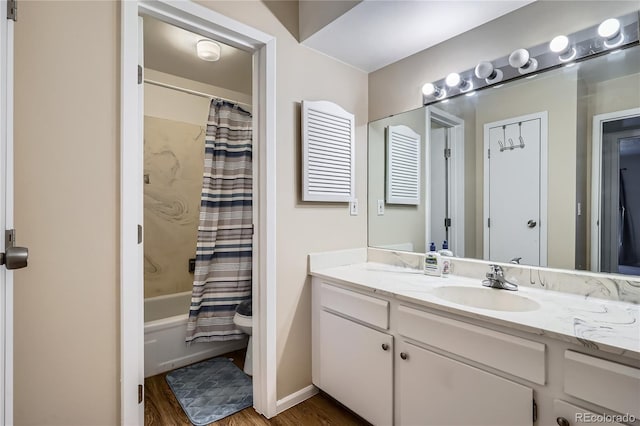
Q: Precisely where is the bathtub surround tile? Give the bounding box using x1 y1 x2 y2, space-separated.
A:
144 116 206 298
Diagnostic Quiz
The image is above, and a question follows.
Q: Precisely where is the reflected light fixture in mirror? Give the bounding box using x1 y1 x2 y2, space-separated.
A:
196 39 221 61
598 18 624 48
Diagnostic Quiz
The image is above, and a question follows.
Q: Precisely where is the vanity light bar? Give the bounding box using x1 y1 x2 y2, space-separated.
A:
422 11 639 105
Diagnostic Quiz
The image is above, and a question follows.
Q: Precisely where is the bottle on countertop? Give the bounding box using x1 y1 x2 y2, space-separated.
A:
424 241 441 276
439 240 453 277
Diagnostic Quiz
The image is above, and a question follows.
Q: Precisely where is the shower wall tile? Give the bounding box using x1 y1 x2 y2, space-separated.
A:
144 116 205 298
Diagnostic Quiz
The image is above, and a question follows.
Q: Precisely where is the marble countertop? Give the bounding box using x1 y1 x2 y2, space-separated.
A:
310 262 640 359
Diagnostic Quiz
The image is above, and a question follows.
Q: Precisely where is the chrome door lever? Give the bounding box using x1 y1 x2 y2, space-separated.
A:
1 230 28 270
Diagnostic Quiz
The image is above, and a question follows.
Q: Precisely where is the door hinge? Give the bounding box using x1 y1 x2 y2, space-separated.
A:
7 0 17 21
137 65 142 85
532 399 537 422
138 384 143 404
487 218 491 228
444 148 451 159
137 225 142 244
487 149 491 159
444 218 451 228
251 224 255 235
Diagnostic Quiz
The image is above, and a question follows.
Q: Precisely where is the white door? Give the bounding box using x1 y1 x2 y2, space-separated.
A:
319 310 393 425
484 114 546 266
396 341 532 426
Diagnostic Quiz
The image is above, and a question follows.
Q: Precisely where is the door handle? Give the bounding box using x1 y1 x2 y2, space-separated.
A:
1 230 28 270
527 220 537 228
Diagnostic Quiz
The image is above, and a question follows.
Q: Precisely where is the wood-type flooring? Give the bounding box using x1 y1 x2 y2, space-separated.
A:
145 349 370 425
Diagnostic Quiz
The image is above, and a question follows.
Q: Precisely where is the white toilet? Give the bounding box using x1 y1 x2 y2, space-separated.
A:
233 300 253 376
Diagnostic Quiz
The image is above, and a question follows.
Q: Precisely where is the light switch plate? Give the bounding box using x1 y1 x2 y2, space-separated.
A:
350 199 358 216
377 200 385 215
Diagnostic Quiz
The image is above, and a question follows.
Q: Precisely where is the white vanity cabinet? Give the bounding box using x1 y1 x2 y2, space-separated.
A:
396 340 533 426
312 280 393 425
311 276 640 426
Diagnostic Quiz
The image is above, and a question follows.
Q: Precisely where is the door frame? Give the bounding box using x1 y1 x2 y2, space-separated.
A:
0 2 14 424
590 108 640 272
483 111 548 266
425 106 465 257
121 1 277 424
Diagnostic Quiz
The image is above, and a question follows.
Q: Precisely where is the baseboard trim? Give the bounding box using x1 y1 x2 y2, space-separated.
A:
275 384 319 415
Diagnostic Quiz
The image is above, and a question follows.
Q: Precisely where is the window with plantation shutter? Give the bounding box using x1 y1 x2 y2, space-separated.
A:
386 125 421 205
302 100 355 202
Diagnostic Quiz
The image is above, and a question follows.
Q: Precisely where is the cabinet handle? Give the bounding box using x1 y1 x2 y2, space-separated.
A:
556 417 570 426
381 343 389 351
400 352 408 360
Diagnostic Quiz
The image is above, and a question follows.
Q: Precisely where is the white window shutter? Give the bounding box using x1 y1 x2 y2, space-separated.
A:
302 100 355 202
386 125 421 205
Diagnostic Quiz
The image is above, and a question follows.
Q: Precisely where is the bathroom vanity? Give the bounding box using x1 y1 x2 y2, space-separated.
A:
310 249 640 426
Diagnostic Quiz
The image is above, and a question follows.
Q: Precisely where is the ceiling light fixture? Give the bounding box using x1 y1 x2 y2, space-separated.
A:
196 39 221 61
549 35 577 62
509 48 538 74
598 18 624 48
474 61 503 84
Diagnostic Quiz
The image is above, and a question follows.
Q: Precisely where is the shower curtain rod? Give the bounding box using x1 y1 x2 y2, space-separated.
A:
143 79 252 109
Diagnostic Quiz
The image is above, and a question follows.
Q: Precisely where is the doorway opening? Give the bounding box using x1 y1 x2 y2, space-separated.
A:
426 107 465 257
594 113 640 275
121 1 277 424
141 13 255 424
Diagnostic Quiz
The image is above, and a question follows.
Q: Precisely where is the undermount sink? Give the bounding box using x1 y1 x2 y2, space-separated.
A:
432 286 540 312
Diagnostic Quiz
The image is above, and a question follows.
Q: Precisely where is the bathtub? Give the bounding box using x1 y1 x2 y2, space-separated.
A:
144 290 247 378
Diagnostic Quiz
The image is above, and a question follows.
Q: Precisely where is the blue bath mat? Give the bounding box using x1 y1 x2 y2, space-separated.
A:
166 357 252 425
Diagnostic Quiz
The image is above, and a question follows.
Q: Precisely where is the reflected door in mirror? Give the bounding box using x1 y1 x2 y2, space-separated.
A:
485 113 546 266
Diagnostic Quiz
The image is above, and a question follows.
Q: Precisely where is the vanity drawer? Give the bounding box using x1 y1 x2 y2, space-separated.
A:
564 350 640 418
320 282 389 329
397 305 546 384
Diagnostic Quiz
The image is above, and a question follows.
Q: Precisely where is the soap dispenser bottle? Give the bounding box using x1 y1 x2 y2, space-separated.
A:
438 240 453 277
424 242 441 276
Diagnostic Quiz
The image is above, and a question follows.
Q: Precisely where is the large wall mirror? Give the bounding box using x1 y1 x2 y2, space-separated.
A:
368 44 640 277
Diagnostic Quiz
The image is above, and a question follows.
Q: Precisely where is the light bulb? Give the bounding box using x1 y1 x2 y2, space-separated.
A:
509 48 538 74
598 18 620 39
422 83 436 96
445 73 461 88
474 61 503 84
549 35 569 53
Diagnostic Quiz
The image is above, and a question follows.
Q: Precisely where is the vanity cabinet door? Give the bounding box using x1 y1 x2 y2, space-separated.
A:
318 310 393 425
396 341 533 426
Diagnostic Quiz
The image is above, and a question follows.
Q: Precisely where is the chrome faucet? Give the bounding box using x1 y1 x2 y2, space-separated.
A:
483 264 518 291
